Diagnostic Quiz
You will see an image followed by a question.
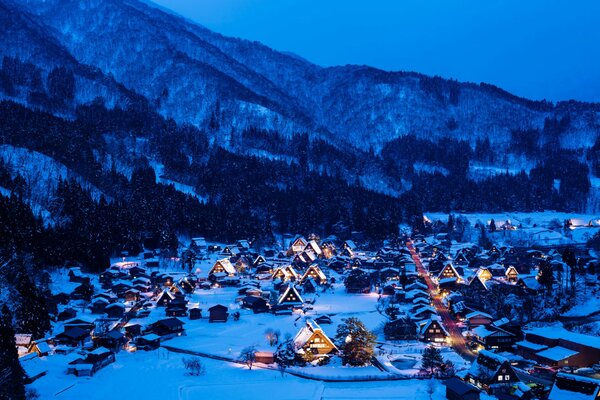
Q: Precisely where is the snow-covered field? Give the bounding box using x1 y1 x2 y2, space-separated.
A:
29 351 450 400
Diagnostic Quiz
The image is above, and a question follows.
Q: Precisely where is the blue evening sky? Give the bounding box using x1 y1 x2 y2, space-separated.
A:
152 0 600 102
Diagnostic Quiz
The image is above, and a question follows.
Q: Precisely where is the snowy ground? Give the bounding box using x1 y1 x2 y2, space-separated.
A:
29 351 449 400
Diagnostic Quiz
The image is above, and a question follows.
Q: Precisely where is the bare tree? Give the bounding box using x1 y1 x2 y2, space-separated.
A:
240 346 257 370
182 357 206 376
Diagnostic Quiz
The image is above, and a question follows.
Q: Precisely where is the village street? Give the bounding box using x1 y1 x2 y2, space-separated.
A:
406 240 476 362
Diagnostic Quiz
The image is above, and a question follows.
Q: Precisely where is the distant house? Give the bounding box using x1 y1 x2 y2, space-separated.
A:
548 372 600 400
189 308 202 320
416 317 448 343
453 250 471 265
68 267 90 284
105 303 125 319
471 325 516 351
208 259 236 277
384 317 417 340
342 240 357 257
28 339 51 357
95 330 126 352
208 305 229 323
305 240 323 258
67 347 115 377
156 290 176 307
445 377 480 400
241 296 269 313
505 266 519 283
91 297 109 314
463 350 519 393
286 236 308 256
150 318 185 337
53 326 91 348
293 319 337 357
276 285 304 309
517 326 600 368
300 264 327 285
466 311 493 329
272 265 299 282
438 264 462 282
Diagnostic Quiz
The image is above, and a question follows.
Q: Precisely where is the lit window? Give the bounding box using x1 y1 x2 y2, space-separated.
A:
504 375 510 380
498 376 504 381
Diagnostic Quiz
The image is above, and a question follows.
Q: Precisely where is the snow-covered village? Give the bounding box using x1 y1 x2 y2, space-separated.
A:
4 218 600 400
1 1 600 400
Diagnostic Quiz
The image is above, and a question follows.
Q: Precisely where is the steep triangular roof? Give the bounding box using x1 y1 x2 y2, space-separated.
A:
301 264 327 283
293 319 337 351
277 285 304 305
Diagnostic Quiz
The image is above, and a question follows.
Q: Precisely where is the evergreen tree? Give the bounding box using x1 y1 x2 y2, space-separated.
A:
15 271 51 339
0 305 25 400
421 345 444 374
335 317 376 366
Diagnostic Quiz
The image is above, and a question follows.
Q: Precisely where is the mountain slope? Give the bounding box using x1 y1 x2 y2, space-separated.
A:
12 0 600 150
0 0 147 111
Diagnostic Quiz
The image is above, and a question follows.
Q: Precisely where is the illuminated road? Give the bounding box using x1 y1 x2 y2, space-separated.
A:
406 240 476 362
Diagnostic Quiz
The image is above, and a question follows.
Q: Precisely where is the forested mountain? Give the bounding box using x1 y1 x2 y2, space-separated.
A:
5 0 600 150
0 0 599 272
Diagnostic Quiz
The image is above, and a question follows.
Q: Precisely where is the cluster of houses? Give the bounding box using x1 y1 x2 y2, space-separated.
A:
410 234 600 399
13 230 600 400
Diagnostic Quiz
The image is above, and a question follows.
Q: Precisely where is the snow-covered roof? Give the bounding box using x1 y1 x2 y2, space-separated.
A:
292 319 337 351
466 311 493 320
210 259 236 275
515 340 548 351
549 373 600 400
536 346 579 361
524 326 600 350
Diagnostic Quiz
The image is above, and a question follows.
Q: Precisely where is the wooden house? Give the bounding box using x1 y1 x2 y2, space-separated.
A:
67 348 115 377
208 259 236 277
477 267 493 282
90 298 109 314
156 289 176 307
208 304 229 322
136 334 161 350
276 284 304 308
384 317 417 340
505 266 519 283
454 250 471 265
150 318 185 337
124 288 141 302
342 240 357 257
305 240 323 258
189 308 202 320
105 303 125 319
469 275 490 292
253 255 267 268
287 236 308 256
28 339 51 357
57 308 77 321
293 319 337 357
463 350 519 393
548 373 600 400
241 295 269 313
445 377 480 400
53 327 91 347
466 311 493 328
438 264 462 282
416 317 448 343
471 325 516 351
301 264 327 285
95 330 126 352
